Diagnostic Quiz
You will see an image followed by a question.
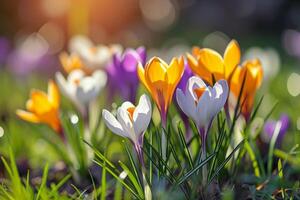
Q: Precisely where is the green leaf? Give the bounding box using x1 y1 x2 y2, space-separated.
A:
177 123 194 169
177 153 215 185
36 163 49 200
208 140 244 185
118 161 144 198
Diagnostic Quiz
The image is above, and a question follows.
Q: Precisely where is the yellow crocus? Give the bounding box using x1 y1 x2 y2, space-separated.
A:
59 52 83 74
137 56 184 125
16 80 62 133
230 59 263 121
187 40 241 85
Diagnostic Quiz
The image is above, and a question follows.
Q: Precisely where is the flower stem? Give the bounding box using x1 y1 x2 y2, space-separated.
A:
224 102 232 128
83 103 93 166
201 142 207 185
198 126 208 185
161 110 167 162
135 144 152 200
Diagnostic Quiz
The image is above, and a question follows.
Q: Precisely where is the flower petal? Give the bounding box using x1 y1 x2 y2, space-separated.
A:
133 94 152 137
195 90 211 128
210 80 228 117
48 80 60 109
176 88 196 121
16 110 40 123
30 90 52 114
146 57 167 83
122 49 140 72
223 40 241 78
136 46 147 64
93 70 107 90
197 48 224 76
187 76 207 100
117 107 136 142
121 101 135 111
102 109 127 138
137 62 151 92
76 77 99 104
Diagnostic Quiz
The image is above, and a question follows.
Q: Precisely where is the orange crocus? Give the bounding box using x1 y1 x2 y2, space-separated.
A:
187 40 241 85
16 80 62 133
137 56 184 125
59 52 83 74
230 59 263 121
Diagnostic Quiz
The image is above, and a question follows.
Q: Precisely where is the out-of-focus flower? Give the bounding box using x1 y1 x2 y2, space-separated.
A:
59 52 84 74
69 35 122 70
176 76 228 140
138 56 184 126
107 47 146 103
282 29 300 59
0 37 10 65
7 33 56 76
262 114 289 146
187 40 241 85
102 94 152 146
55 69 107 109
16 80 61 133
244 47 280 81
230 59 263 122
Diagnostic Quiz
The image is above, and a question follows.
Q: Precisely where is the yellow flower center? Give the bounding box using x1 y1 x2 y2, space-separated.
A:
127 106 136 122
89 47 97 54
73 78 81 85
194 87 206 100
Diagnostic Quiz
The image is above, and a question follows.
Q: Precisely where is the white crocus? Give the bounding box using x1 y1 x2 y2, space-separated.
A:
69 35 122 70
102 94 152 146
176 76 228 136
176 76 228 183
103 94 152 200
55 69 107 112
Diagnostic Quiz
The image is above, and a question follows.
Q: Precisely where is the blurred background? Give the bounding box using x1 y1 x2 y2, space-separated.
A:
0 0 300 161
1 0 300 76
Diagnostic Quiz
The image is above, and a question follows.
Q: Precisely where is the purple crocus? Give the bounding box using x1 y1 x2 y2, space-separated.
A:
177 60 193 91
0 37 10 65
262 114 290 147
106 47 146 103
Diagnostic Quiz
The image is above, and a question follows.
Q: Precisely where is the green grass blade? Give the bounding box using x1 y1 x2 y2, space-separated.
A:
36 163 49 200
177 153 215 185
208 140 244 185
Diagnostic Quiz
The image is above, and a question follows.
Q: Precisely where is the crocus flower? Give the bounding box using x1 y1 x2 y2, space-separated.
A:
176 76 229 147
137 56 184 126
16 80 62 133
230 59 263 122
69 35 122 70
59 52 85 74
263 114 289 147
102 94 152 199
102 94 151 148
106 47 146 103
244 47 280 82
55 69 107 114
187 40 241 85
176 76 228 183
8 33 56 76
